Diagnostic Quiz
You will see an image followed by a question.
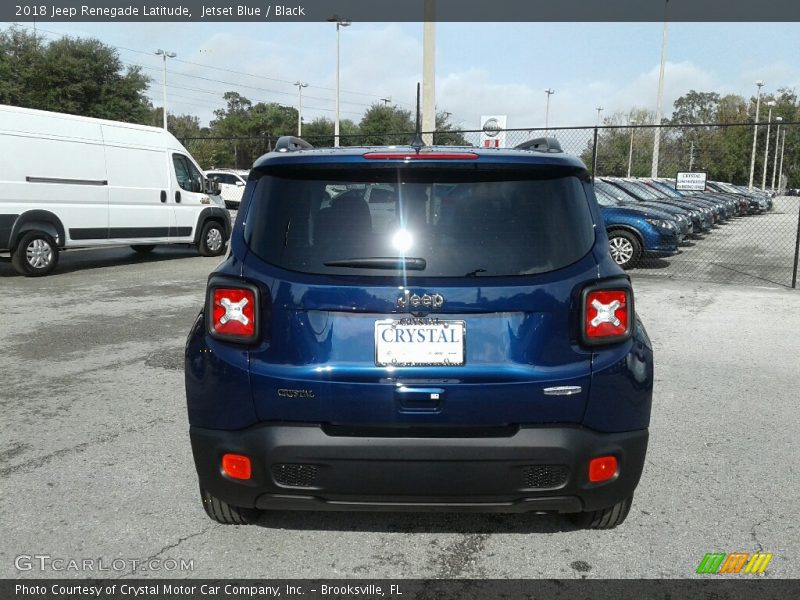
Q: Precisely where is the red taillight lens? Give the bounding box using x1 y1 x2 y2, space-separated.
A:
221 453 252 480
211 287 256 339
588 456 618 483
585 289 630 340
363 151 479 160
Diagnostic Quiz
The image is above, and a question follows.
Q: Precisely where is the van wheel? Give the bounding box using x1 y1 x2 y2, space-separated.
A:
198 221 226 257
200 487 260 525
568 495 633 529
607 230 641 269
131 245 155 254
12 231 59 276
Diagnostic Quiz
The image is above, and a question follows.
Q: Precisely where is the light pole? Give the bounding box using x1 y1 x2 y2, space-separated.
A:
748 80 765 190
544 88 555 131
761 100 776 190
293 81 308 136
778 128 786 193
155 49 176 130
595 106 604 127
772 116 783 190
769 117 783 192
651 0 670 177
328 15 351 147
627 119 639 178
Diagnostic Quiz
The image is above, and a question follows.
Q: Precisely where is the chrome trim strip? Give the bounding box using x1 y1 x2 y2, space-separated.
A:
543 386 583 396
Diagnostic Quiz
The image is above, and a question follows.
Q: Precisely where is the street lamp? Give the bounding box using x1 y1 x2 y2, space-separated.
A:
544 88 555 131
762 100 776 190
748 80 765 190
627 118 639 178
595 106 604 127
328 15 351 147
771 116 783 190
293 81 308 136
155 49 176 130
778 127 787 193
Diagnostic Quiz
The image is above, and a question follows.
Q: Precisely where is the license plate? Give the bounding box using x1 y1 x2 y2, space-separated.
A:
374 318 465 366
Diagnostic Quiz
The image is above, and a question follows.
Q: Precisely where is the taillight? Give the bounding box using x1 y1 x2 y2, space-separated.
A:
221 453 252 480
588 455 618 483
581 285 633 345
207 281 260 343
362 151 479 160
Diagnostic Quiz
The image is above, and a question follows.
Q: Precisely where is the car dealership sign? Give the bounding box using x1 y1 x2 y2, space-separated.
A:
480 115 507 148
675 171 707 191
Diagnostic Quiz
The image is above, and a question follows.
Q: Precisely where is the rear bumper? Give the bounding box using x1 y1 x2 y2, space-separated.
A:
191 424 648 513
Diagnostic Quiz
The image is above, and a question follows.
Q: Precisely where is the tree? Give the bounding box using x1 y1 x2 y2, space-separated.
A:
433 111 468 146
207 92 299 168
359 103 414 145
0 26 151 123
582 108 655 177
301 116 360 147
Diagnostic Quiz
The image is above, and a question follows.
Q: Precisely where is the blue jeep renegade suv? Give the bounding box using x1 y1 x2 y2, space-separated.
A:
185 136 653 529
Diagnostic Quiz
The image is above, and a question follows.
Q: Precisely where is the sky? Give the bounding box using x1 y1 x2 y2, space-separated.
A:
9 20 800 129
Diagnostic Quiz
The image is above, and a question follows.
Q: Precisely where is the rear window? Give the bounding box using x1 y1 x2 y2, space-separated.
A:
244 165 595 278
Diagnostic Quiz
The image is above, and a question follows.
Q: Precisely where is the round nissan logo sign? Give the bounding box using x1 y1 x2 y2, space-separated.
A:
482 118 501 137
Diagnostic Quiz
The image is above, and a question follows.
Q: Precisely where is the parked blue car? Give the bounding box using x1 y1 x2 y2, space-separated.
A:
599 205 680 269
185 136 653 529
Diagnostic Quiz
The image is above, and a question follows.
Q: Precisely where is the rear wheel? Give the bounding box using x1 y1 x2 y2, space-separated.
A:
130 245 155 254
200 487 260 525
568 495 633 529
12 231 59 276
607 230 641 269
198 221 226 257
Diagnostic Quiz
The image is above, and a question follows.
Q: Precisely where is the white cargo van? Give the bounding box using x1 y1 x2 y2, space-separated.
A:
0 104 231 276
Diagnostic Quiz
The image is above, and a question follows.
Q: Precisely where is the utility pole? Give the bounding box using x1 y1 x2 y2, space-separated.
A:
689 140 695 171
293 81 308 136
651 0 669 177
421 0 436 145
627 119 638 178
155 49 176 131
772 117 783 190
748 80 765 190
778 128 786 193
544 88 555 131
328 15 351 147
595 106 603 127
380 97 392 106
762 101 776 190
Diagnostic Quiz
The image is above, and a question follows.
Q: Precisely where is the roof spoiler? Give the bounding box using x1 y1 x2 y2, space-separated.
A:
514 137 563 153
274 136 314 152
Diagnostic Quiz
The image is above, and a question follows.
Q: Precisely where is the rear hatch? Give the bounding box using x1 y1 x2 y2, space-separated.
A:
241 157 600 428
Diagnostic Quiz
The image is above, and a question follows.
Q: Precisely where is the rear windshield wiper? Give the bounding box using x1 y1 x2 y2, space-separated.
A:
323 257 427 270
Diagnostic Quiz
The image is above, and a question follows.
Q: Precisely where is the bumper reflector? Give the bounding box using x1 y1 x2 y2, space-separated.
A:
222 453 252 480
588 455 618 483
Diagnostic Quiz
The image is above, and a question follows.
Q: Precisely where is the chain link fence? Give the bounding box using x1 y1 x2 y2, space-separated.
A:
182 122 800 289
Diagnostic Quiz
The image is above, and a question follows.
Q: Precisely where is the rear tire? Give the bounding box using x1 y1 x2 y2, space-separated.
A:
11 231 59 276
200 487 260 525
607 230 641 270
568 495 633 529
131 245 155 254
198 221 227 257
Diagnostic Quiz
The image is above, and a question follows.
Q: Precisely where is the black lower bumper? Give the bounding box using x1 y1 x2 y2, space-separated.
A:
190 424 648 514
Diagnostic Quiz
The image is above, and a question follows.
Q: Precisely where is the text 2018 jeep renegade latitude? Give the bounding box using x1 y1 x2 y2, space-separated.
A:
185 136 653 529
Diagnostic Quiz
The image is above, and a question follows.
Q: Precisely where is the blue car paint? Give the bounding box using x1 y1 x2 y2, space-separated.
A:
599 206 679 257
185 144 654 518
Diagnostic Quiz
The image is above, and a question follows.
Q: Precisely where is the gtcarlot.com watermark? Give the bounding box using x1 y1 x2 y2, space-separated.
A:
14 554 194 573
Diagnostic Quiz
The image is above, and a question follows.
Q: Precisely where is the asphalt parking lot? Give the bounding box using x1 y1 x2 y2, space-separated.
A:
635 195 800 288
1 246 798 579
